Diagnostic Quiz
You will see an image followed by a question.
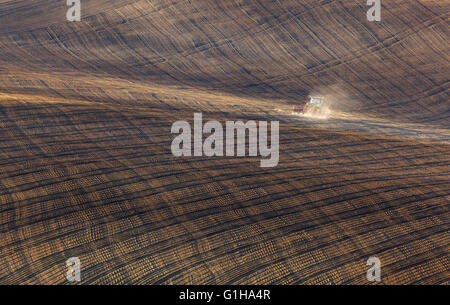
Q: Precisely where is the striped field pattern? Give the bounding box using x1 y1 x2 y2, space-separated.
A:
0 0 449 284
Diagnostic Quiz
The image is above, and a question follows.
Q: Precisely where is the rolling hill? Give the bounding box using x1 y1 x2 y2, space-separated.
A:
0 0 448 284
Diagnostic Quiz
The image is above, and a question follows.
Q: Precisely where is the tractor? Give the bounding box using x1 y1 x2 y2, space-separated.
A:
293 96 324 115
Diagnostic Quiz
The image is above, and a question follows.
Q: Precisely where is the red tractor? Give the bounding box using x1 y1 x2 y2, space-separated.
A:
293 96 323 114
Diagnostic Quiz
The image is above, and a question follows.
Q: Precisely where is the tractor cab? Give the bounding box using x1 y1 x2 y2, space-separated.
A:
309 97 323 106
